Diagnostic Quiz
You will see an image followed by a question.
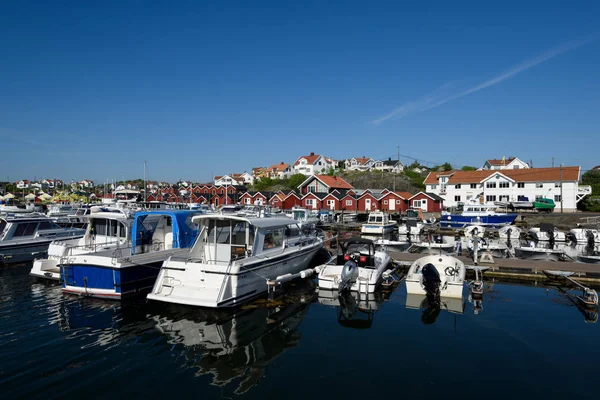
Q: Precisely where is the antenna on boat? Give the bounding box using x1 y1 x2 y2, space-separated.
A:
143 160 147 202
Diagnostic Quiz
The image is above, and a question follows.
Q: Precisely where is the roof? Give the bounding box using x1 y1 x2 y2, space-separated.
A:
303 175 353 190
486 157 516 166
352 157 371 165
267 162 290 172
409 192 444 201
294 153 321 166
424 167 580 185
191 214 299 228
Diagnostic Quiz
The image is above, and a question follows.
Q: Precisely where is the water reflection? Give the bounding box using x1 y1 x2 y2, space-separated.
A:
151 282 317 394
549 286 598 324
317 289 388 329
405 294 465 324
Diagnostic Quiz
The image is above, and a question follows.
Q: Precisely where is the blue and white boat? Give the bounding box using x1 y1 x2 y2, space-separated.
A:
61 210 200 300
440 200 517 229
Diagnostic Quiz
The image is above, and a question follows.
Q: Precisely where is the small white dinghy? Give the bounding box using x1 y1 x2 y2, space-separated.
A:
318 238 392 294
498 226 521 241
405 254 465 299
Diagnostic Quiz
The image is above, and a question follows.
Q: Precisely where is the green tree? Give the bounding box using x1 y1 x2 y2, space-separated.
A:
286 174 307 191
461 165 477 171
254 177 274 191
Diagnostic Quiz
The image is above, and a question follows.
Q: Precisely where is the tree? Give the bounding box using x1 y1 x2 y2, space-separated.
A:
286 174 307 191
337 160 345 170
254 177 274 192
461 165 477 171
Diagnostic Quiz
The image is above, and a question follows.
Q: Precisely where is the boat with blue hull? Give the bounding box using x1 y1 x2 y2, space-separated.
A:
440 200 517 229
61 210 201 299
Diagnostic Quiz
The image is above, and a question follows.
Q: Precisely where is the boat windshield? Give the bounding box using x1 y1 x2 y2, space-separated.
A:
292 210 306 220
368 215 383 223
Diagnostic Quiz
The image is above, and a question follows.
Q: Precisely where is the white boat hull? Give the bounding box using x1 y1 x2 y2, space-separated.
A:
30 259 61 280
404 254 465 299
317 254 391 293
360 223 396 235
405 279 464 298
148 245 322 308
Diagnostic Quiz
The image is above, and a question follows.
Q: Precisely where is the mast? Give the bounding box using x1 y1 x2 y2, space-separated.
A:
143 160 147 202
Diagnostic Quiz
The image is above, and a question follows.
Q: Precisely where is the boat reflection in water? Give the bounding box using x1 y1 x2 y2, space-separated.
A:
152 281 317 394
405 293 465 324
317 288 388 329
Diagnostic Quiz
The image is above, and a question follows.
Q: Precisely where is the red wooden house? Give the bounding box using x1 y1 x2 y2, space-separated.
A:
357 191 380 212
339 193 358 211
301 192 324 210
282 192 302 209
408 192 444 213
379 191 412 213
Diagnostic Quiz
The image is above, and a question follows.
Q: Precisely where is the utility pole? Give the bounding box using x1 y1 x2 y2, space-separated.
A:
560 164 563 214
552 157 554 168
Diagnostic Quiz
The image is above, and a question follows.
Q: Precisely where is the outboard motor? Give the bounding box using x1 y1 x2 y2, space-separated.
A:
586 230 595 248
434 234 443 244
505 227 513 247
338 260 359 293
421 263 441 300
547 229 555 248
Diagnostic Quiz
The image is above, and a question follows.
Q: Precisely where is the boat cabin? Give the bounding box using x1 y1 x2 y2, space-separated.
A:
187 215 310 264
86 213 132 246
337 238 377 268
0 216 75 242
132 211 200 254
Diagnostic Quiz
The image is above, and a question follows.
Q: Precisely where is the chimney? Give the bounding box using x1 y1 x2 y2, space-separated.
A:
280 161 284 164
310 152 314 156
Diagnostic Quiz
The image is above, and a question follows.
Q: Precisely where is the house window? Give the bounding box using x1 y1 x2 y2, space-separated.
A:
441 177 447 183
555 182 560 188
327 200 335 206
536 183 543 188
499 195 509 202
454 195 461 202
383 200 388 205
396 200 401 204
470 184 477 189
431 184 437 190
517 183 525 188
245 198 251 204
455 184 461 189
513 165 520 169
346 200 352 206
499 182 510 188
486 182 496 189
305 199 314 207
554 195 562 202
485 195 497 202
413 200 422 208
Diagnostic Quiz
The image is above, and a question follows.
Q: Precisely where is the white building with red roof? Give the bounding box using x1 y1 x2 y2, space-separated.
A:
480 157 530 171
344 156 375 171
424 166 590 212
293 152 336 176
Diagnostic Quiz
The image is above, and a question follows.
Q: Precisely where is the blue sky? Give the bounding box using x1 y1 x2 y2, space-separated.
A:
1 0 599 183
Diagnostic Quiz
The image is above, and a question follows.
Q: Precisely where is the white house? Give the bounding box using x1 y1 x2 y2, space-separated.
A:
214 174 243 186
266 162 292 179
77 180 94 188
372 158 404 172
423 167 589 212
233 172 254 185
344 157 374 171
16 180 30 189
480 157 530 171
293 152 336 176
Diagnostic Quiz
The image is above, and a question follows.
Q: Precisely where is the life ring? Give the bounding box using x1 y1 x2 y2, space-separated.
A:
444 266 457 276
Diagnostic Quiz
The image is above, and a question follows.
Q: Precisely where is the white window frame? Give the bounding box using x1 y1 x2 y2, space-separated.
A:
345 200 352 206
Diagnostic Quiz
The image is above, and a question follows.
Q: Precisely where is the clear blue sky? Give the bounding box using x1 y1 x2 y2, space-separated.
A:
1 0 599 184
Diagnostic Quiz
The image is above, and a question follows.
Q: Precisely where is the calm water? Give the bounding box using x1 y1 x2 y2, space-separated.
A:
1 262 599 400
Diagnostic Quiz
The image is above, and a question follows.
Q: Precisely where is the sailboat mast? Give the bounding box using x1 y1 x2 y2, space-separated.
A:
143 160 147 202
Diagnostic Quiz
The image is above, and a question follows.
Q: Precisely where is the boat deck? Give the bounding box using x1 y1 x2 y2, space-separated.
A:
389 250 600 285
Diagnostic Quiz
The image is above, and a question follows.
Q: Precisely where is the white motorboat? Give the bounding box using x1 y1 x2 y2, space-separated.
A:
30 210 133 280
498 226 521 240
286 206 320 231
374 238 411 252
0 215 86 264
61 210 201 299
464 225 485 238
409 235 454 254
397 220 423 236
147 215 323 308
46 204 75 219
568 228 600 244
529 225 567 242
467 237 509 258
514 244 570 261
405 254 465 298
317 238 392 294
361 211 396 235
0 199 36 214
440 198 517 229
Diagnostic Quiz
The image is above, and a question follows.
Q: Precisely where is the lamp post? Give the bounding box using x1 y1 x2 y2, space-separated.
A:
560 164 563 214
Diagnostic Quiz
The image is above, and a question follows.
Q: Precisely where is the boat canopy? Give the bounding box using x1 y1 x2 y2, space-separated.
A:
192 214 297 229
132 210 200 252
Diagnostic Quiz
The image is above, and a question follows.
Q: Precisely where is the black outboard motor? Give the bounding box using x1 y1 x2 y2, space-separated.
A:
421 263 441 300
434 234 443 244
338 260 359 293
505 227 513 247
547 229 555 248
586 230 595 248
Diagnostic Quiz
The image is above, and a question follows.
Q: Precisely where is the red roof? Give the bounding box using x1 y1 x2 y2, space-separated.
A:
394 191 412 199
294 153 321 166
353 157 371 165
424 167 580 185
267 162 290 172
486 157 515 166
314 175 353 189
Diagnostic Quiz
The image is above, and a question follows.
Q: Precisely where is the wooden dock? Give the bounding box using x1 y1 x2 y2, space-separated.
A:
389 250 600 286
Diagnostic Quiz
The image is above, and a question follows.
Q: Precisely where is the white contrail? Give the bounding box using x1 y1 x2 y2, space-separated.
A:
372 37 595 124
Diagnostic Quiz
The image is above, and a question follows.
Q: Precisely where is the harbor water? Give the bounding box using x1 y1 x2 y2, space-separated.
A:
1 260 599 399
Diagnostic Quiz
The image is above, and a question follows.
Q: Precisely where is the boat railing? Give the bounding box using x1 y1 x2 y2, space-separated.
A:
62 239 124 256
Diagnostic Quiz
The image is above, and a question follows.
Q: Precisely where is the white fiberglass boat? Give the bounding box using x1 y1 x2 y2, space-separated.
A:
147 214 323 308
361 211 396 235
498 226 521 240
317 238 392 294
405 254 465 298
30 210 132 280
0 215 86 264
568 228 600 244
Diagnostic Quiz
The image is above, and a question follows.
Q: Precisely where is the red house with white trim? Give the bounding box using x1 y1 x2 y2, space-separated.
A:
379 191 412 212
283 192 302 209
408 192 444 213
357 191 380 212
